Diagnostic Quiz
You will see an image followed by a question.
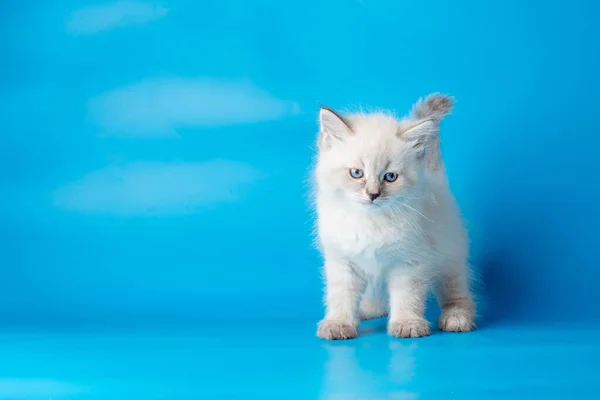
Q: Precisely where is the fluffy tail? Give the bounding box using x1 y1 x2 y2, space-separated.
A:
410 93 454 122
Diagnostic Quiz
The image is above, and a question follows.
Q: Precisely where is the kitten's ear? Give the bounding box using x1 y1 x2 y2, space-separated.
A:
400 119 437 150
400 93 454 159
401 119 441 168
410 93 454 122
318 106 353 150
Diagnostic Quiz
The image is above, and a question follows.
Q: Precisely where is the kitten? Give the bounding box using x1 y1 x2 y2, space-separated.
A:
313 94 476 340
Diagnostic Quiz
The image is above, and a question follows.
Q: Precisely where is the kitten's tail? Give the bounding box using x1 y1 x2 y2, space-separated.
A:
410 93 454 123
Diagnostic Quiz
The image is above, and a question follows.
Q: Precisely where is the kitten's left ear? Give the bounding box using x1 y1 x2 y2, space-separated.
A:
399 93 454 156
399 119 437 150
318 106 353 150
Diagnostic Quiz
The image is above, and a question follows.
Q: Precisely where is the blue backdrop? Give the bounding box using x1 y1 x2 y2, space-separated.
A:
1 0 600 328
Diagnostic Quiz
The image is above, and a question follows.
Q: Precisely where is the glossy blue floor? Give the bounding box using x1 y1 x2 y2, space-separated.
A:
2 321 599 399
2 0 600 399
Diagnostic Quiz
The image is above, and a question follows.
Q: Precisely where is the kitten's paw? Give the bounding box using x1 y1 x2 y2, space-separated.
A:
388 319 430 338
317 320 358 340
439 307 475 332
359 299 388 320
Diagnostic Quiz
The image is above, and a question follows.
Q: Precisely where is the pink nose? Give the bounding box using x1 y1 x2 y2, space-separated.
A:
367 192 380 201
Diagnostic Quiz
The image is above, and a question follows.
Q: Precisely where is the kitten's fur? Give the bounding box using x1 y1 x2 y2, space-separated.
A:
313 94 475 340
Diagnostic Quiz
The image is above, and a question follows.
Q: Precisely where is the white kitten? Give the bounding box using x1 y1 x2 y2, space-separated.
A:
313 94 475 340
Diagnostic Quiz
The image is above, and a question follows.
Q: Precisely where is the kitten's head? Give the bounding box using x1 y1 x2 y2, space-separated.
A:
315 94 453 209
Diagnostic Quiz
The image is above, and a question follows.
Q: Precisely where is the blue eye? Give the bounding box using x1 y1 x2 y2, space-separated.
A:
384 172 398 182
349 168 364 179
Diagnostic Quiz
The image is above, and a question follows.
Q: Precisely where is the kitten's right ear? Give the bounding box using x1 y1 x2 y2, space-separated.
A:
318 106 352 150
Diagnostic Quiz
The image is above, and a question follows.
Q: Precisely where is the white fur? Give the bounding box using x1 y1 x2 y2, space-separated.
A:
313 95 475 340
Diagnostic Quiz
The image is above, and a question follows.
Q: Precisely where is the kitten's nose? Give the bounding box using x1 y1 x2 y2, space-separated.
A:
367 192 380 201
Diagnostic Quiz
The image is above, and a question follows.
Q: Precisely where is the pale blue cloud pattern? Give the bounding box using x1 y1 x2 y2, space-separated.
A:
87 77 300 137
54 160 262 216
66 1 169 35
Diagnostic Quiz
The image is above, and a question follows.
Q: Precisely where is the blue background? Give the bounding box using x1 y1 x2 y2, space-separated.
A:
1 0 599 398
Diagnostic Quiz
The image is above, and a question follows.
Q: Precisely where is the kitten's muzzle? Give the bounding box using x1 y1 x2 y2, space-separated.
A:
367 191 380 202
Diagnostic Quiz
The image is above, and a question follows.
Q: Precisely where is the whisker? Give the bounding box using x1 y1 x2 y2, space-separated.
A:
398 202 434 222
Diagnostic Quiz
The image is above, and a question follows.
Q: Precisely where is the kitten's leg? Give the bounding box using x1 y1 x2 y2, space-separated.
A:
387 268 430 338
359 279 388 320
317 261 366 340
435 264 476 332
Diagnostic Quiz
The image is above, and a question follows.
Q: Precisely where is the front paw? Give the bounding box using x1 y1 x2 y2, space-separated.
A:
388 319 430 338
317 319 358 340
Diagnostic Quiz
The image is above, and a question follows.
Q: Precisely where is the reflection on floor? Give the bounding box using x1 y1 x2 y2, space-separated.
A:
0 320 598 399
